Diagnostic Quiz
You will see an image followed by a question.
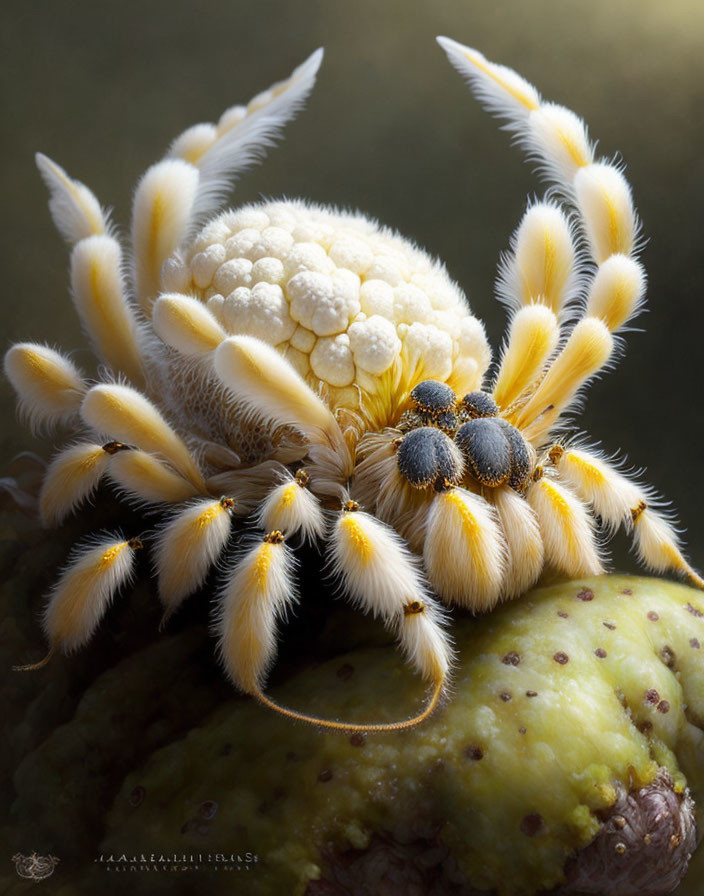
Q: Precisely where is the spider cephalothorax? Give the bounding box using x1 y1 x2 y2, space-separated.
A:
395 380 533 492
5 39 703 731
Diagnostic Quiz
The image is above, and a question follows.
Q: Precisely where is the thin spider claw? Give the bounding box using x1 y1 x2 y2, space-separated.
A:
251 676 445 733
12 646 56 672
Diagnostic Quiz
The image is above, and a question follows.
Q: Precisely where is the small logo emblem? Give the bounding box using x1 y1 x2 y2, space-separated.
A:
12 852 60 881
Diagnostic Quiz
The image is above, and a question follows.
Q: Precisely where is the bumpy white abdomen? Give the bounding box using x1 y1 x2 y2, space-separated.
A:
162 200 491 425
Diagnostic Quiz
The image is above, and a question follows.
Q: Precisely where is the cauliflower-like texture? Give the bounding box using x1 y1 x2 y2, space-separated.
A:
164 200 490 415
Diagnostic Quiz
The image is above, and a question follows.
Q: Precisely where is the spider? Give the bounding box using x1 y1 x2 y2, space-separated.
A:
5 38 702 732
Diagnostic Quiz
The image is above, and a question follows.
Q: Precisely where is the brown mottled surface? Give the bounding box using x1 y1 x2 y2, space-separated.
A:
306 769 697 896
559 769 696 895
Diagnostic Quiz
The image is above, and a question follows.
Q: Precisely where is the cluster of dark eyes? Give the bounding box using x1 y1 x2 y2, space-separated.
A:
396 380 532 492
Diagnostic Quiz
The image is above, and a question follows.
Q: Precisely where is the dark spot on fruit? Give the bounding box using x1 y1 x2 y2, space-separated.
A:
657 700 670 714
576 588 594 601
500 691 512 702
690 638 701 649
518 726 527 734
553 652 569 664
557 610 569 618
464 745 484 761
686 601 703 618
520 812 544 837
502 651 521 666
645 689 660 705
350 733 366 747
286 751 299 762
594 648 607 658
621 588 633 595
647 611 659 621
273 786 287 800
336 663 354 681
637 720 653 733
198 800 218 821
317 769 333 783
221 743 232 756
660 645 676 667
526 690 538 698
128 786 145 808
603 621 616 630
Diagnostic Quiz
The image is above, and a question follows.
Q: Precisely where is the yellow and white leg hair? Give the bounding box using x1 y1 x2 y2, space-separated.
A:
14 534 142 670
34 155 145 387
131 49 324 314
424 487 506 612
526 471 604 578
549 444 704 588
215 498 451 731
439 38 646 445
329 501 452 688
154 496 236 622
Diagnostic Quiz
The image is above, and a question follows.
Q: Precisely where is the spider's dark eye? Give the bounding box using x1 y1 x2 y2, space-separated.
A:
410 380 456 414
397 426 463 489
460 391 499 419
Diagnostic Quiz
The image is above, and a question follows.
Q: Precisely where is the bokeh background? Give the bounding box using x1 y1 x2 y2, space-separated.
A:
2 0 704 571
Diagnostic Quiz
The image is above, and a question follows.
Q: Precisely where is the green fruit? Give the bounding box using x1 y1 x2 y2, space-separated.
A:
79 577 704 893
3 568 703 894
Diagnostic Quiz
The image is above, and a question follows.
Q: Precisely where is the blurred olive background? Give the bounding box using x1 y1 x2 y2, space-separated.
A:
1 0 703 571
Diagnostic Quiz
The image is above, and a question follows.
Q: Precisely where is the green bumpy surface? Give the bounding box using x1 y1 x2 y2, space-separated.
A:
2 565 704 895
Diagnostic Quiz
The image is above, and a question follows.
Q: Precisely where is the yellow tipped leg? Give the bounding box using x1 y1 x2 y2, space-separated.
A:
256 470 325 543
527 474 603 578
108 449 200 505
214 335 340 442
131 159 200 314
492 305 559 411
4 343 86 432
80 383 205 490
39 442 115 526
70 235 144 384
329 501 429 621
152 293 226 358
549 445 641 531
549 445 704 588
424 487 506 611
35 152 107 244
513 317 613 439
217 526 447 732
492 485 544 599
14 535 142 669
574 163 636 264
632 503 704 590
155 497 235 622
498 203 578 315
586 255 646 332
132 50 324 314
